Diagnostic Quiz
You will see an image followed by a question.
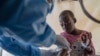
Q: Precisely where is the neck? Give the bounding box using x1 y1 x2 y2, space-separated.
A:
70 28 81 35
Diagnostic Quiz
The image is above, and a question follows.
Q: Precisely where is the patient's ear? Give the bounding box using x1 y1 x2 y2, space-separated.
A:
73 18 77 23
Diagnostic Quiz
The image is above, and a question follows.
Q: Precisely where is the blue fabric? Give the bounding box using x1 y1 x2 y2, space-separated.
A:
0 31 40 56
0 0 56 56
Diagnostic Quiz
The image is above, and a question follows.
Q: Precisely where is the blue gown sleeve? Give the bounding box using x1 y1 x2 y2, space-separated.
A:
0 0 56 47
0 28 40 56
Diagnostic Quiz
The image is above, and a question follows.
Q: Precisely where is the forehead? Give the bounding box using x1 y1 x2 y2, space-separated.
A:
60 14 73 22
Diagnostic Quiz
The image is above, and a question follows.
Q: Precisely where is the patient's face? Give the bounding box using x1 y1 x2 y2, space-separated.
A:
60 14 75 33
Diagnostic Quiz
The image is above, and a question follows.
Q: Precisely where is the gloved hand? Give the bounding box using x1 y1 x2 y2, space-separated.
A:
55 35 70 51
40 48 60 56
40 35 70 56
57 48 69 56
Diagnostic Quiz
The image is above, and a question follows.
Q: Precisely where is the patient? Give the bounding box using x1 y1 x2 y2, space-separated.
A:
58 10 95 56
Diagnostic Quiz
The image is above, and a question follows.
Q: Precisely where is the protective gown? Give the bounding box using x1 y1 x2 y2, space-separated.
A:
0 0 56 56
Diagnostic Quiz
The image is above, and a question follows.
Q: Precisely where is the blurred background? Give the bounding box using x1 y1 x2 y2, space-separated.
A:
1 0 100 56
47 0 100 55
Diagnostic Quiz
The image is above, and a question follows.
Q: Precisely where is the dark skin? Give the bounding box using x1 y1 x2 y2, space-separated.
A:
60 13 81 35
58 11 94 56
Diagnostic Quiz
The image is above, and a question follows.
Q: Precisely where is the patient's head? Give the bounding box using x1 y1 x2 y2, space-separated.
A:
59 10 76 33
